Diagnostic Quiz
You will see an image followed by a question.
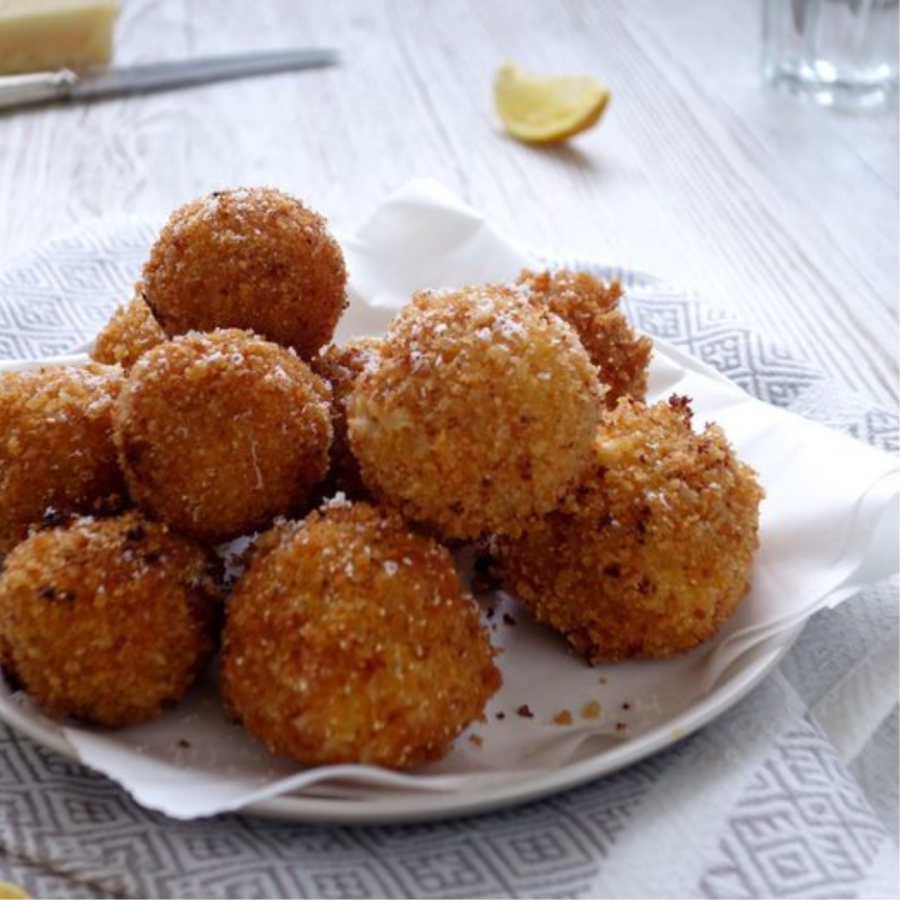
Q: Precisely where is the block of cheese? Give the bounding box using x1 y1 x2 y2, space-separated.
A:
0 0 119 75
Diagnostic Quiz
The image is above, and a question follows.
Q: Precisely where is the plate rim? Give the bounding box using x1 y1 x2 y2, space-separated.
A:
0 623 804 825
241 624 804 822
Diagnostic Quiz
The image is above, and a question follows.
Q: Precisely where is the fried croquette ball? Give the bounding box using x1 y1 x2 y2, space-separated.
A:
347 286 603 541
113 329 332 544
310 337 382 499
0 364 126 558
91 286 166 370
142 188 347 359
0 512 221 727
221 500 501 768
518 269 652 407
493 396 764 662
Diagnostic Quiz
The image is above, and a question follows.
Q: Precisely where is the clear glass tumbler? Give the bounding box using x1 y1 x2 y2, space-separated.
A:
762 0 899 110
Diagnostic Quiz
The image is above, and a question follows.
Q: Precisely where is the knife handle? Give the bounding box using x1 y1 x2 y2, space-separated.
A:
0 70 77 111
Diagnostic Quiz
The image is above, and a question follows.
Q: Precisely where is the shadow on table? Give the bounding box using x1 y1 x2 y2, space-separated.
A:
513 139 601 173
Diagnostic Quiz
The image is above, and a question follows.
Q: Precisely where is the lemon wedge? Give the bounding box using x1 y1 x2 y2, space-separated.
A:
494 62 610 144
0 881 31 900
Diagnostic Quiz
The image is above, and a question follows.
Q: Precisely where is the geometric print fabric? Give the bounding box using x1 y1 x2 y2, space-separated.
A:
0 221 896 898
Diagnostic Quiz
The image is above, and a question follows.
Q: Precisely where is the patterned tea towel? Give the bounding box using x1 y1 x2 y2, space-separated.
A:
0 218 897 899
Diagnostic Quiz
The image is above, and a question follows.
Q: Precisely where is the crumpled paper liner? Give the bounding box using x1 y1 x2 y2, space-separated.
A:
0 180 896 820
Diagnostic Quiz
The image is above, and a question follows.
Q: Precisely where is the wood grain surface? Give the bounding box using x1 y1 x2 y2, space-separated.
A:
0 0 896 406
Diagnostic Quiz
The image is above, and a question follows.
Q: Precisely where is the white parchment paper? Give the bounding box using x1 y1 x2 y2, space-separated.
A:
1 180 897 820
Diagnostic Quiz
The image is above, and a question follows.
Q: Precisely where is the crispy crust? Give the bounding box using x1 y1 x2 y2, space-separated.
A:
518 269 652 407
310 337 383 500
113 329 332 544
493 396 764 661
221 500 501 768
347 286 603 540
91 286 167 370
0 512 221 727
142 188 347 359
0 364 126 558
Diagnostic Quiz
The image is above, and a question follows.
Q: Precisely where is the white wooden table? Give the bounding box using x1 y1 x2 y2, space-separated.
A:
0 0 896 409
0 4 898 897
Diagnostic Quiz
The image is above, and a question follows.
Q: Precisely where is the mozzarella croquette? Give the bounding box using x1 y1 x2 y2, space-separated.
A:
113 329 332 544
493 396 764 662
91 286 166 370
0 364 126 558
518 269 652 407
221 501 501 768
142 188 347 359
0 512 221 727
310 337 382 499
347 286 603 541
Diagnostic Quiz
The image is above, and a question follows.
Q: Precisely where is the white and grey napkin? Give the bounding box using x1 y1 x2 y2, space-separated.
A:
0 204 896 899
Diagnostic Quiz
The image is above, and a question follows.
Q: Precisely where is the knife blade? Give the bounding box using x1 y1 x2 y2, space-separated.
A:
0 47 339 111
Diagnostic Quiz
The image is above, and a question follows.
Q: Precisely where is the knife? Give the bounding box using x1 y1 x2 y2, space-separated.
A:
0 47 339 111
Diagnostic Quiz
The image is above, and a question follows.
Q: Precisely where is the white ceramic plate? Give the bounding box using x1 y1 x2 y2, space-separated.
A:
1 333 893 826
1 185 894 823
0 339 810 824
249 628 804 823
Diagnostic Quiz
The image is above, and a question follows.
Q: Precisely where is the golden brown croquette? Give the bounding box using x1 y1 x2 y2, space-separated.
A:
91 285 167 370
113 329 332 544
518 269 652 407
493 396 764 662
347 286 603 541
0 512 221 727
0 364 126 558
142 188 347 359
221 500 501 768
310 337 382 500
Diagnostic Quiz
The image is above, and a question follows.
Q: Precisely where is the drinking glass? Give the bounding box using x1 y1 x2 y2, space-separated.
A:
762 0 899 110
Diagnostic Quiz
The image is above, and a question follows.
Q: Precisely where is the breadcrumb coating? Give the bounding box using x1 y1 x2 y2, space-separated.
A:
91 286 166 370
493 396 764 662
310 337 383 500
0 512 221 727
0 364 126 558
221 500 501 768
113 329 332 544
142 188 347 359
347 286 603 541
518 269 652 407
